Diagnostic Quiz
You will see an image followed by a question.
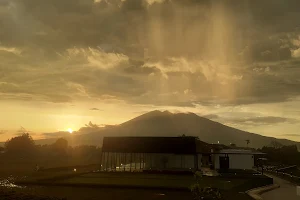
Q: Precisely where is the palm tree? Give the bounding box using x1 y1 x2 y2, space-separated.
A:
245 139 250 147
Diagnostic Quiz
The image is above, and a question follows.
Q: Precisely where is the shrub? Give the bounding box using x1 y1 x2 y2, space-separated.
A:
190 184 223 200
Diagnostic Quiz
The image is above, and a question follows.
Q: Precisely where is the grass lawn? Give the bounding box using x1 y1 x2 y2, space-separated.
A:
14 171 272 200
56 173 196 189
45 172 247 191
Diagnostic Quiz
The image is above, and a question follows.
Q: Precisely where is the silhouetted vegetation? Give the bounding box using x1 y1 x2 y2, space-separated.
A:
190 185 222 200
5 133 36 156
0 188 65 200
245 140 250 147
52 138 68 156
0 133 101 176
229 143 236 148
259 142 300 166
0 146 4 152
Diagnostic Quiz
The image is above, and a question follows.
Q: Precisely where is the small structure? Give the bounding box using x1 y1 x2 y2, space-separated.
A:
213 149 265 170
101 136 211 172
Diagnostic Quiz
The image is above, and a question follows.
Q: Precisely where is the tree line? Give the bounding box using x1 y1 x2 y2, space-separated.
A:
1 133 101 165
259 141 300 166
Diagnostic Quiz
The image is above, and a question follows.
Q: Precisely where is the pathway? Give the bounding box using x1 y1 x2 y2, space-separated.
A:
261 174 300 200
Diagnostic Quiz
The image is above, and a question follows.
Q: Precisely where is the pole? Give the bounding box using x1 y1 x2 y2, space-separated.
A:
106 152 109 171
181 155 183 169
150 154 153 169
143 153 145 169
135 153 137 171
115 152 117 171
140 153 142 170
102 152 105 171
100 151 103 171
124 153 126 172
130 153 132 172
110 152 113 171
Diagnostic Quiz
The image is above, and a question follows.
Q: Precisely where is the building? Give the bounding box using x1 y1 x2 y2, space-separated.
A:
100 136 264 172
100 136 212 172
213 149 265 170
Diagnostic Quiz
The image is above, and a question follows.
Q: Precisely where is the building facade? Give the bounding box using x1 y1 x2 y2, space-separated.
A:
100 136 208 171
213 149 264 170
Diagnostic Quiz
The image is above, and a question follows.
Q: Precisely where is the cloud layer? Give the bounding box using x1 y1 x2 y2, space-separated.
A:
0 0 300 140
1 0 299 106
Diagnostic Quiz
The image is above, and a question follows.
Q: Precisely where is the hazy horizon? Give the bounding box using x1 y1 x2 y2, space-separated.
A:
1 0 300 142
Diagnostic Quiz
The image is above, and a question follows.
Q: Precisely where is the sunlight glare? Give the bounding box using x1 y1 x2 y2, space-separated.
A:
67 128 73 134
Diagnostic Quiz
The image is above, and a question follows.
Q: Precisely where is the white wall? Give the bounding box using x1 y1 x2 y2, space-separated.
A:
214 154 254 170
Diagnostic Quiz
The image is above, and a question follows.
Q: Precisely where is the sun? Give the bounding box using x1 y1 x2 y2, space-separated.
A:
67 128 73 134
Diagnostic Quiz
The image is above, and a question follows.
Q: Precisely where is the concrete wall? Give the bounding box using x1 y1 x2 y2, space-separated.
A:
214 154 254 170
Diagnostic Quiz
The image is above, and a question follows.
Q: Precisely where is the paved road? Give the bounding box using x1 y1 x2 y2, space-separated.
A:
262 174 300 200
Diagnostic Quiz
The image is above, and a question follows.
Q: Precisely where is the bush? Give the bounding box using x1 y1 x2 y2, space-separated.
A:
190 184 223 200
194 171 203 182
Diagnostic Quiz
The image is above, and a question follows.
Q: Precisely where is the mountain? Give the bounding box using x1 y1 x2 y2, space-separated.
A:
101 110 300 148
1 110 299 148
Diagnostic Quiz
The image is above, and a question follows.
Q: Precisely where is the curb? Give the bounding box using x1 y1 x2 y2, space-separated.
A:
246 184 280 200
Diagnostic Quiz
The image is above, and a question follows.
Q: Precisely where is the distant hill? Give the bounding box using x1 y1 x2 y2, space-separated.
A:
1 110 299 148
99 110 300 149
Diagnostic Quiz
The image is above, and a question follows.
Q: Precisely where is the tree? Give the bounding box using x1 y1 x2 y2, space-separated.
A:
230 143 236 148
52 138 68 156
269 141 283 149
245 139 250 147
5 133 35 156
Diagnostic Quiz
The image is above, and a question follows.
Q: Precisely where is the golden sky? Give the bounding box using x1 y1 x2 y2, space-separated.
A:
0 0 300 141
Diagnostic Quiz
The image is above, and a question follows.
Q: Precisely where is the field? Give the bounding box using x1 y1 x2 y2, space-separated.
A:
13 170 273 200
52 172 247 190
0 160 273 200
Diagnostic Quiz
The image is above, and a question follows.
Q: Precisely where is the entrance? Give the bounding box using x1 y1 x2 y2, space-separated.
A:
219 156 229 170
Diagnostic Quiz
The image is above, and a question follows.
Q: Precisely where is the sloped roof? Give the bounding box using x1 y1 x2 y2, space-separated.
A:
102 136 205 154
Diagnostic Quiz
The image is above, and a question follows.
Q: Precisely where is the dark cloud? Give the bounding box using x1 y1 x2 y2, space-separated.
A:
0 0 300 106
90 108 101 111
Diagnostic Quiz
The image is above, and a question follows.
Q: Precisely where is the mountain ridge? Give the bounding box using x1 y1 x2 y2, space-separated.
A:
0 110 299 148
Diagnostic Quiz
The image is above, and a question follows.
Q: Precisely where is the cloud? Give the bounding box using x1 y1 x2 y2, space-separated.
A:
90 108 101 111
0 46 22 55
202 114 219 120
0 0 300 108
229 116 298 125
292 48 300 58
0 130 7 135
42 131 70 138
280 134 300 137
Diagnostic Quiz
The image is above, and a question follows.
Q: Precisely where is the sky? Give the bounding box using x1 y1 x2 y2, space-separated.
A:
0 0 300 141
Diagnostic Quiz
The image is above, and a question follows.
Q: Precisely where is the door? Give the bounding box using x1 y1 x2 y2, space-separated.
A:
219 156 229 170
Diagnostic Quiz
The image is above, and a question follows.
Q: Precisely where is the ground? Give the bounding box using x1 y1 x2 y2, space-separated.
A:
15 170 270 200
0 163 272 200
261 174 300 200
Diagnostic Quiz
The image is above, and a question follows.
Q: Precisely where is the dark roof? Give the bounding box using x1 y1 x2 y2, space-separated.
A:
102 136 203 154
